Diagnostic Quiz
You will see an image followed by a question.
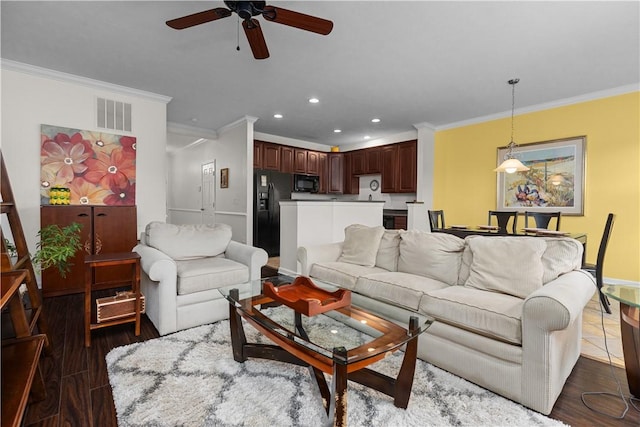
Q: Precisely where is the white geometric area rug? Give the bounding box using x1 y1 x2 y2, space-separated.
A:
107 310 566 427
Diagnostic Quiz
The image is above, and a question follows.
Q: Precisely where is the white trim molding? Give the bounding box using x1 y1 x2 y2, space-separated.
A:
1 59 172 104
167 122 218 140
437 84 639 131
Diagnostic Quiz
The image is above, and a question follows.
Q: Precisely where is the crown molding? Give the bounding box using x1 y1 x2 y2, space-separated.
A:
217 115 258 135
413 121 436 131
1 59 172 103
437 84 639 131
167 122 218 139
253 132 331 151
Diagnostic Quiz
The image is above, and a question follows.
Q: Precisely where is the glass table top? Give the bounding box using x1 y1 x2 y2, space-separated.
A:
603 284 640 308
218 277 433 365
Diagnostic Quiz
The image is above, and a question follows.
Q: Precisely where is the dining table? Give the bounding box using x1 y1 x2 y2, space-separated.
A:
433 226 587 264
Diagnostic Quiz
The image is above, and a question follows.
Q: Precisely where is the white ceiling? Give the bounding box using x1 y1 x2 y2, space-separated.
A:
2 1 638 150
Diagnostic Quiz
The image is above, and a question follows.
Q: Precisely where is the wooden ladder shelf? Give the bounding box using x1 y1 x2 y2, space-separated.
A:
1 150 52 350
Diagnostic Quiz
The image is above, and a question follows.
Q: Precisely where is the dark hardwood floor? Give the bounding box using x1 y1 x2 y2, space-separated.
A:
22 280 639 426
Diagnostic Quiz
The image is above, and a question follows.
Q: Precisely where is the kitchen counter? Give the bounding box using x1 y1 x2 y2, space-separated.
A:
279 200 383 275
285 199 385 203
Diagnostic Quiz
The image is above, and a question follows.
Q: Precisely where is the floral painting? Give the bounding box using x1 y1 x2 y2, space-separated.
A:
497 136 585 215
41 124 136 205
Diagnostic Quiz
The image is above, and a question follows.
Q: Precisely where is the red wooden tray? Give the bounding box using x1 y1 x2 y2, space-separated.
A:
262 276 351 317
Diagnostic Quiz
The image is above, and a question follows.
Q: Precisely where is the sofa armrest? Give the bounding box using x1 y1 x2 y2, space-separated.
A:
133 243 177 281
225 241 268 281
522 269 596 332
133 243 179 335
297 242 344 276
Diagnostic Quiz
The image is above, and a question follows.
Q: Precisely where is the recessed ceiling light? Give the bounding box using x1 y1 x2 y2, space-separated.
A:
191 118 198 123
308 98 319 104
371 118 381 123
334 129 342 133
364 135 371 140
273 113 283 119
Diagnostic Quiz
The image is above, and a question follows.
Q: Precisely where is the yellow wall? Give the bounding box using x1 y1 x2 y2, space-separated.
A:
434 92 640 282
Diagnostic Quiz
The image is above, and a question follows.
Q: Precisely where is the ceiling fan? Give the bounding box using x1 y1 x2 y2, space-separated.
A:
166 1 333 59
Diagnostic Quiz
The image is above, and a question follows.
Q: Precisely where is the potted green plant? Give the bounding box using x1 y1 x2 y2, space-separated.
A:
31 222 83 278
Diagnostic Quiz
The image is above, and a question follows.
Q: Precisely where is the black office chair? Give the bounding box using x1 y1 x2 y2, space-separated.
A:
524 211 562 231
488 211 518 234
428 210 445 231
582 213 615 314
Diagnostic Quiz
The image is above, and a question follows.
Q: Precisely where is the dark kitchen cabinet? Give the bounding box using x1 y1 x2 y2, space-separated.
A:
307 151 320 175
318 152 328 193
381 145 398 193
281 146 294 173
262 142 281 171
343 153 359 194
351 150 366 175
394 215 408 229
40 205 138 296
397 140 417 193
328 153 343 194
253 140 263 169
366 147 382 173
294 149 308 174
380 141 417 193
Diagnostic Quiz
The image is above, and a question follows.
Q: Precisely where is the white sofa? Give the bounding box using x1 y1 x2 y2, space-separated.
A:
297 225 596 414
134 222 268 336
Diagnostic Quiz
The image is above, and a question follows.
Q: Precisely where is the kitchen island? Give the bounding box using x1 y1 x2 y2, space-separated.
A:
279 200 384 276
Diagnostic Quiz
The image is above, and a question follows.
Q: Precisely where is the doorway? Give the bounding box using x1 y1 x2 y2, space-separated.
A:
201 161 215 225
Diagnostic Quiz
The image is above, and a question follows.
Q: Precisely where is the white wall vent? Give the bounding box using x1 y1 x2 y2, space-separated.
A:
97 97 132 132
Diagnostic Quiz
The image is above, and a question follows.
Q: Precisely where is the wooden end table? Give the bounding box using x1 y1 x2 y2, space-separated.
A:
84 252 141 347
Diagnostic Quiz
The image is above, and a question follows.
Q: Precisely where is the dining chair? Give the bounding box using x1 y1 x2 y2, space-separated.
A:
487 211 518 234
582 213 615 314
524 211 562 231
428 210 445 231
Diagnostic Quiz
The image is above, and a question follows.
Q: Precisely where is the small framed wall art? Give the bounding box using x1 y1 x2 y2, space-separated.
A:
220 168 229 188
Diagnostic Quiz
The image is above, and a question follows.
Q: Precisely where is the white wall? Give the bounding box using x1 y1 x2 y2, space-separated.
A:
166 117 255 243
0 64 169 263
167 138 211 225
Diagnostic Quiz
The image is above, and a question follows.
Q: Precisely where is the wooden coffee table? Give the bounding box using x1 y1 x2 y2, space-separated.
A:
219 278 432 427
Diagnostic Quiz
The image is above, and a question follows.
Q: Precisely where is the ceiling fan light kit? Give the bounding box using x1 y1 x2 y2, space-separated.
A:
166 1 333 59
495 78 530 174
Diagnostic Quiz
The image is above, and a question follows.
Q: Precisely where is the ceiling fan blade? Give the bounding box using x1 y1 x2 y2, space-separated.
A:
262 6 333 35
166 8 232 29
243 19 270 60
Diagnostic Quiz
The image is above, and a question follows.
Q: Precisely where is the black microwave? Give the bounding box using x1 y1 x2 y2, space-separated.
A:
293 174 320 193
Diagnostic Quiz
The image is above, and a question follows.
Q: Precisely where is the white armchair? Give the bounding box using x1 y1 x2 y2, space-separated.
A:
134 222 268 335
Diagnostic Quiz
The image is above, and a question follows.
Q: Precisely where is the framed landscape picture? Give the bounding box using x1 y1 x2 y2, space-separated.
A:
496 136 585 215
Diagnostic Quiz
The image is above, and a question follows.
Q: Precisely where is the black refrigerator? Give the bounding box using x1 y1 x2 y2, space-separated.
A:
254 170 292 257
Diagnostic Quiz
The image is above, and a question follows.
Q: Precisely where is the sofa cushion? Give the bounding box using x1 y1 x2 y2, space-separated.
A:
421 286 524 345
458 236 583 286
175 257 249 295
540 237 583 283
338 224 385 267
464 237 547 299
375 230 401 271
310 262 387 290
398 231 465 285
355 272 450 311
145 222 232 261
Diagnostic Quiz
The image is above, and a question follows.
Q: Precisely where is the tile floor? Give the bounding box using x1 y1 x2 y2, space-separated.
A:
581 293 625 368
267 258 626 368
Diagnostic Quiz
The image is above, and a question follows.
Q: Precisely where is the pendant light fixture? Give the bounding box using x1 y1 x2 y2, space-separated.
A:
494 78 530 174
